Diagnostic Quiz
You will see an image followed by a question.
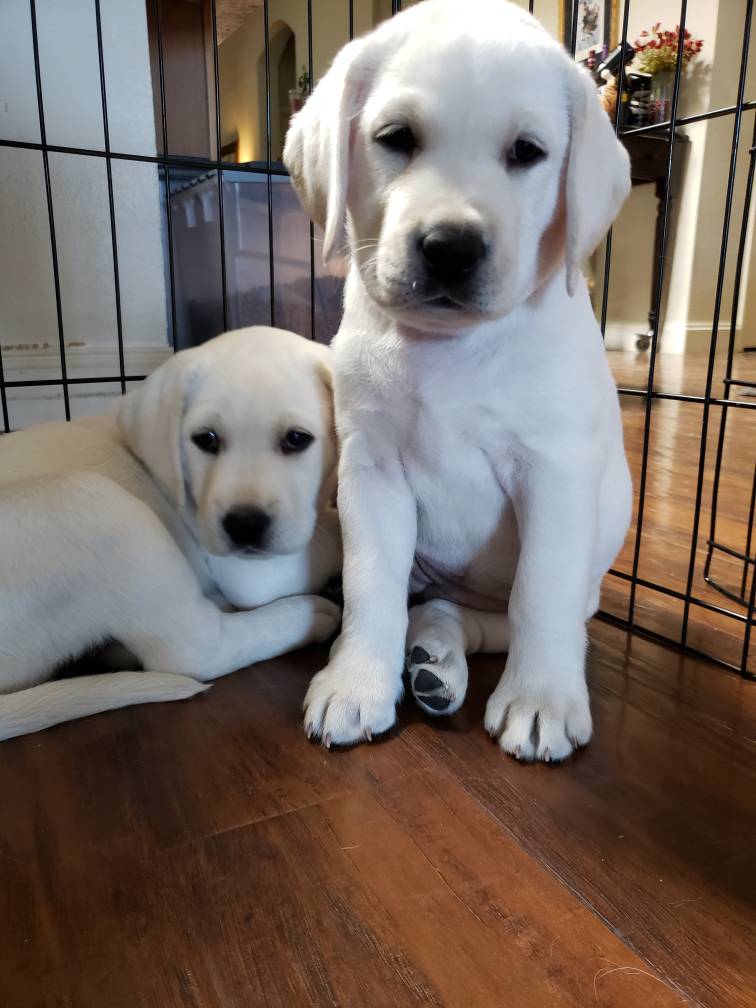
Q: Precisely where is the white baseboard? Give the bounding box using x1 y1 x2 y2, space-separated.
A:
1 341 172 381
603 321 737 354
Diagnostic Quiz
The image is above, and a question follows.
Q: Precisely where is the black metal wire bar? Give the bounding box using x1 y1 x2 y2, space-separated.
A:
742 479 756 671
4 375 147 387
263 0 275 327
705 573 753 611
93 0 126 394
163 167 178 351
210 0 228 333
741 465 756 601
0 137 292 175
598 0 632 340
627 0 689 627
617 387 756 409
153 0 178 351
0 349 8 432
568 0 578 57
529 0 534 15
596 610 756 681
703 126 756 599
28 0 70 420
706 539 755 566
349 0 354 40
307 0 316 340
741 544 756 677
680 0 754 660
723 378 756 388
608 567 754 623
621 100 756 139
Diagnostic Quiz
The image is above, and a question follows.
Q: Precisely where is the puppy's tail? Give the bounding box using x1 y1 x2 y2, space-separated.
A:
0 672 208 742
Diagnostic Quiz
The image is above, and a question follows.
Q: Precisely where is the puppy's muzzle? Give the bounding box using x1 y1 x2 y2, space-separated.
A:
222 506 272 552
418 223 488 288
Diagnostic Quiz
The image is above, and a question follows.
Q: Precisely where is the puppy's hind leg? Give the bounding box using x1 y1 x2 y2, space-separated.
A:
406 600 509 716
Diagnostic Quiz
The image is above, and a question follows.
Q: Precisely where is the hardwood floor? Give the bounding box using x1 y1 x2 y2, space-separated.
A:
604 350 755 675
1 619 754 1008
1 349 754 1008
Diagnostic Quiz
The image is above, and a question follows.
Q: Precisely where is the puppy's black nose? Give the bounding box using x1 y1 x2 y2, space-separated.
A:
419 224 487 285
222 506 271 549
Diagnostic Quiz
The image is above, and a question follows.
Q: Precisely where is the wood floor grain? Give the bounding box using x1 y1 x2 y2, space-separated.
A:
1 624 754 1008
605 350 756 674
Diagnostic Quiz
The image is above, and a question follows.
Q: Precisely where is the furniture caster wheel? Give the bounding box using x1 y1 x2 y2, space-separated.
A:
636 335 651 352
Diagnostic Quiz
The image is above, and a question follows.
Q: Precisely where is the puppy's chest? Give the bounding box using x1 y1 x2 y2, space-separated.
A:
401 390 518 564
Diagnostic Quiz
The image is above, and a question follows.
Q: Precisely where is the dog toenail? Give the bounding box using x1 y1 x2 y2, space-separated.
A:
421 697 449 713
324 734 332 750
413 668 443 693
543 748 551 762
410 645 431 666
365 728 372 742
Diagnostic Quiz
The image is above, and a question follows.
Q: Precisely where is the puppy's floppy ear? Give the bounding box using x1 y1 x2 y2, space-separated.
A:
117 350 199 511
307 339 333 396
283 37 369 264
564 61 631 296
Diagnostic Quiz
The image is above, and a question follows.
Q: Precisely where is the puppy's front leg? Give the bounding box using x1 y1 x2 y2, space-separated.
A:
485 453 598 762
304 435 416 746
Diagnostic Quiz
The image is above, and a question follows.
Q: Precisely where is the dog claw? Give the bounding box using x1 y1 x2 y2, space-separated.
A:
364 728 372 742
324 734 332 750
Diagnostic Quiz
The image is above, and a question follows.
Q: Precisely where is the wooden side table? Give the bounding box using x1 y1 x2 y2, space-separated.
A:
620 131 690 351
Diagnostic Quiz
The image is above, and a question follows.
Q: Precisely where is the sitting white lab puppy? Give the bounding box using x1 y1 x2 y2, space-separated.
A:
0 327 342 741
285 0 632 760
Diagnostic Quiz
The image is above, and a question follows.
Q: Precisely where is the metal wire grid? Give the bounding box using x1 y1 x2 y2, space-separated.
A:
0 0 753 678
583 0 756 678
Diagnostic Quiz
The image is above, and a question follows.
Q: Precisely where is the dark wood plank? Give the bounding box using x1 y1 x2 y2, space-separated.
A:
402 623 756 1008
0 622 754 1006
1 776 682 1007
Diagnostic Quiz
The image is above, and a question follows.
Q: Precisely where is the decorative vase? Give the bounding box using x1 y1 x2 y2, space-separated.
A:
288 88 304 115
650 70 675 124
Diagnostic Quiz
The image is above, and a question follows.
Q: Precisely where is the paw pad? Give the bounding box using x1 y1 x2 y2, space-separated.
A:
413 668 443 693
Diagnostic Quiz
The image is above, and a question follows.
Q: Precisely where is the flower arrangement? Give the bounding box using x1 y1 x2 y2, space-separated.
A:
633 24 704 76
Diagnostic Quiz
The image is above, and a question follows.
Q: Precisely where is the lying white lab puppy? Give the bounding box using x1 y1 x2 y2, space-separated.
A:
0 327 341 741
285 0 632 760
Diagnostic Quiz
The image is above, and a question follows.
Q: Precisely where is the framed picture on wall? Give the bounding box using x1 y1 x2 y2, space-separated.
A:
560 1 619 63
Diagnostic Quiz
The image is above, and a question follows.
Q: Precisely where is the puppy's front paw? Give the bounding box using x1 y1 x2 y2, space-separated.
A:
484 673 592 763
271 594 341 643
303 658 401 747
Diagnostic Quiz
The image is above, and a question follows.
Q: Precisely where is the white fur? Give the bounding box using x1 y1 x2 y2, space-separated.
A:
285 0 631 761
0 327 342 741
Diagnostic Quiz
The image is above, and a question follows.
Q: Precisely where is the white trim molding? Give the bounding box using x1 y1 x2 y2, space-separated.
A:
1 341 172 382
603 321 738 355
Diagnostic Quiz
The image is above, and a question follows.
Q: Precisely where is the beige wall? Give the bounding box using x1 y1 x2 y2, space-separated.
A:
219 0 386 163
597 0 756 353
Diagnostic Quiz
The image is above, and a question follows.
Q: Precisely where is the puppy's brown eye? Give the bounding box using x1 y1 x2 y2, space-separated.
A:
191 429 221 455
281 429 314 455
507 138 546 167
374 124 417 156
